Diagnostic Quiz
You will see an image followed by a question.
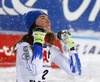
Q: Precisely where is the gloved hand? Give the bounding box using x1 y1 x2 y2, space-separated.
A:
57 30 75 51
32 27 47 44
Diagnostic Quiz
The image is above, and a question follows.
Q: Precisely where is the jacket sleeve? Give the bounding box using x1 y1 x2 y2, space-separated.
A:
52 46 81 76
18 43 43 75
26 44 43 75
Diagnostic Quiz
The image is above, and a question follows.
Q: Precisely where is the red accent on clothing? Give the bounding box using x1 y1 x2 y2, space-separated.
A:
43 50 49 62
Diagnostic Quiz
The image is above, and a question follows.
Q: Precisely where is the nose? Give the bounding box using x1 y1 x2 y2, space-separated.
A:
47 19 50 24
45 17 50 22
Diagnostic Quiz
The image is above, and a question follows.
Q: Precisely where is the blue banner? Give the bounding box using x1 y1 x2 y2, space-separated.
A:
0 0 100 33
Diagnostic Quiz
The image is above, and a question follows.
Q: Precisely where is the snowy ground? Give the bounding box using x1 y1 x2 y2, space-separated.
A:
0 61 100 82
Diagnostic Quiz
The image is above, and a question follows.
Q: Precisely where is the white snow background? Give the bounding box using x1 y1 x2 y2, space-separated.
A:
0 30 100 82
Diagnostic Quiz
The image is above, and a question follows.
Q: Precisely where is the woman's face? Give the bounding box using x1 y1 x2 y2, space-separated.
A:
35 14 51 32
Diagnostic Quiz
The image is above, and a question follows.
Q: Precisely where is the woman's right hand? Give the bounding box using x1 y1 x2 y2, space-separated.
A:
32 27 47 44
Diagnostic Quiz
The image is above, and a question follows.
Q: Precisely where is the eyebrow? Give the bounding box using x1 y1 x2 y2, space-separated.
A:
40 16 45 18
40 15 49 19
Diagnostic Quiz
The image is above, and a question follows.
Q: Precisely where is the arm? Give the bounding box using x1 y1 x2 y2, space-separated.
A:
52 48 76 76
26 44 43 75
26 27 47 75
57 30 81 76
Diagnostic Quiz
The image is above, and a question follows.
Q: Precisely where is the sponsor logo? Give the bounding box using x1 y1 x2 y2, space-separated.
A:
63 0 100 21
0 46 15 56
0 0 99 22
76 44 100 55
0 0 47 15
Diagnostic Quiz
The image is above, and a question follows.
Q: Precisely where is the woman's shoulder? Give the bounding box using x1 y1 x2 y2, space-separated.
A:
16 42 30 48
49 45 60 51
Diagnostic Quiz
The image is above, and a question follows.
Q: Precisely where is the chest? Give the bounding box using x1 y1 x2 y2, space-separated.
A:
43 47 52 65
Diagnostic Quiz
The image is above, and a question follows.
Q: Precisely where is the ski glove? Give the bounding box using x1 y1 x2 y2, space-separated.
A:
57 30 75 51
32 27 47 44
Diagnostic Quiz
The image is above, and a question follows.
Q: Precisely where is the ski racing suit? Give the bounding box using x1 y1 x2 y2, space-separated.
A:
16 42 81 82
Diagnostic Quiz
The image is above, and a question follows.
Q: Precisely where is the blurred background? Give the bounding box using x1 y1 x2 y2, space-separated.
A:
0 0 100 82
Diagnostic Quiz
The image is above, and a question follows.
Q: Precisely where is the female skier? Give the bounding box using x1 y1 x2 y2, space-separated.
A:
13 10 81 82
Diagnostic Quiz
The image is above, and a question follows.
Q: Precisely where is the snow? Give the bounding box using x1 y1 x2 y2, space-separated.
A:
0 62 100 82
0 67 16 82
69 28 100 38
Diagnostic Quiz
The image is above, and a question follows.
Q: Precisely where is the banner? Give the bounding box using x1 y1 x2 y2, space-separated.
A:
0 0 100 32
0 34 23 67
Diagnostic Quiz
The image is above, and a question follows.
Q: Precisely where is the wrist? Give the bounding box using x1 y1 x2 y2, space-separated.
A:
34 43 42 47
70 47 75 51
